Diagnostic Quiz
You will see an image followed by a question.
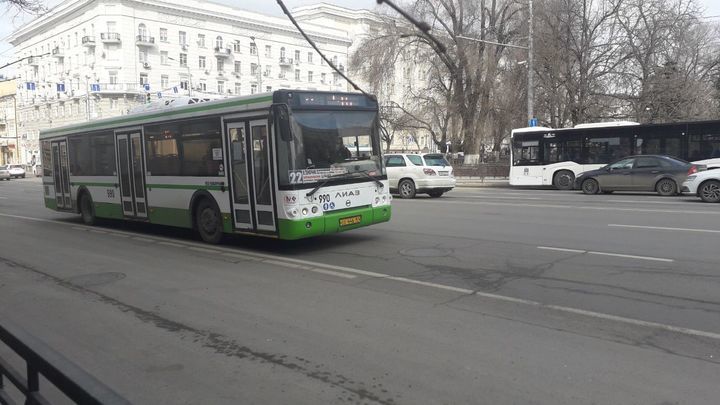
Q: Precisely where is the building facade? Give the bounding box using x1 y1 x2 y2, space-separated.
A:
8 0 354 164
0 79 19 165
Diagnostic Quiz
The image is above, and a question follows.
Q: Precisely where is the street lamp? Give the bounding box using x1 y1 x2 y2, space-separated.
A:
249 36 262 92
167 56 192 96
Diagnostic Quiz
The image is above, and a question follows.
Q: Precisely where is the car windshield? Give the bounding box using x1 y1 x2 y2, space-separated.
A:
276 110 383 186
423 154 449 166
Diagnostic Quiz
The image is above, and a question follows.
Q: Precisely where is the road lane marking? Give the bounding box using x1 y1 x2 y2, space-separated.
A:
6 210 720 340
397 200 720 215
158 241 185 247
537 246 673 262
609 224 720 234
132 237 155 243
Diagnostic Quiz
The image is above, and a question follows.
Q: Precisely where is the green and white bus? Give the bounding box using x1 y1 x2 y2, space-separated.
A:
40 90 392 243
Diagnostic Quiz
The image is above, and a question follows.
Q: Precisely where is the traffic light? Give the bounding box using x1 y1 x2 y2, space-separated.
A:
146 93 151 103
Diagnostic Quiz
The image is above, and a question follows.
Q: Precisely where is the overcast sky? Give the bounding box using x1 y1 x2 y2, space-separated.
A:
2 0 720 74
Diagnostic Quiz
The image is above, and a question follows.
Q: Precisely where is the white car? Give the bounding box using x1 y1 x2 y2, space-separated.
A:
0 165 10 181
7 164 25 178
682 169 720 203
384 153 456 198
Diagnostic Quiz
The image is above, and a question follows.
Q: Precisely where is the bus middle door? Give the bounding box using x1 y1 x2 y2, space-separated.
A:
115 130 148 218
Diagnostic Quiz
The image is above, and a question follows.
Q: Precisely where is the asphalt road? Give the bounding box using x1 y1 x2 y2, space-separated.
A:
1 178 719 404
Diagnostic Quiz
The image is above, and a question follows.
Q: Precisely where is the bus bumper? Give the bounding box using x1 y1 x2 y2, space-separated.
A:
277 205 392 240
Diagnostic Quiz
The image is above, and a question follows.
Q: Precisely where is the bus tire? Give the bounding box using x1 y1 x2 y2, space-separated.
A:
195 198 223 244
399 179 416 199
698 180 720 203
655 178 677 196
581 178 600 194
553 170 575 190
79 191 96 225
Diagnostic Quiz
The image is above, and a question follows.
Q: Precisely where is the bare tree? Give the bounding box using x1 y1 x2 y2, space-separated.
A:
2 0 45 14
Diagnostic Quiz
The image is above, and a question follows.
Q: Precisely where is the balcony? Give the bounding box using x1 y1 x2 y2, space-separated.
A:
135 35 155 47
51 47 64 58
90 82 144 93
279 57 293 67
100 32 121 44
27 57 40 66
214 47 231 58
81 36 96 47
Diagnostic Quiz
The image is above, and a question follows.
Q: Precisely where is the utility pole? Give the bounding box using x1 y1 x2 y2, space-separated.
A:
250 36 262 91
13 94 19 163
528 0 535 126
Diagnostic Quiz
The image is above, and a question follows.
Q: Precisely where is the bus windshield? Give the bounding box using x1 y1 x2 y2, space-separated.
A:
277 110 383 187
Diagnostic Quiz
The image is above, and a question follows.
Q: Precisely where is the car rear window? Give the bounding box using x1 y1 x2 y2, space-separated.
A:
423 154 449 166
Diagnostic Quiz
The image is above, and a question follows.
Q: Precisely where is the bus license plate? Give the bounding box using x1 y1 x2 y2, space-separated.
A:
339 215 362 227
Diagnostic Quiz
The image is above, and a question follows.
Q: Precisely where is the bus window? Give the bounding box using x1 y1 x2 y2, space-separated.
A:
512 139 539 165
689 134 720 161
584 137 631 163
542 139 582 163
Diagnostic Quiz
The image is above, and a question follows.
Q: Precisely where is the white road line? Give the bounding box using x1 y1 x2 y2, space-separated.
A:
5 210 720 340
403 199 720 215
537 246 586 254
132 237 155 243
609 224 720 234
538 246 674 262
89 229 107 234
587 251 673 263
157 241 185 247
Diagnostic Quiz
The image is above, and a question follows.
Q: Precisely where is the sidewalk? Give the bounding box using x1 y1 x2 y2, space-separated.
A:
455 176 510 188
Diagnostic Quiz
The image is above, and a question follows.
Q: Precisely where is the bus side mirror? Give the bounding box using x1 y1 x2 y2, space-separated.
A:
274 104 293 142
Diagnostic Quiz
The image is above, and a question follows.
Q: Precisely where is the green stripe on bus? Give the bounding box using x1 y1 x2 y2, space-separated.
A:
45 197 57 210
71 182 116 188
277 205 392 240
94 202 123 219
41 95 273 138
146 184 224 191
148 206 193 228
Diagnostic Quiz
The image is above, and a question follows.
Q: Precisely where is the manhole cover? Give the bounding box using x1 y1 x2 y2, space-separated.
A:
399 248 453 258
65 272 126 287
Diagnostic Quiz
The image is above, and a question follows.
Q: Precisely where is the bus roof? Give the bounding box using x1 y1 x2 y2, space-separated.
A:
573 121 639 129
511 126 553 134
40 92 275 139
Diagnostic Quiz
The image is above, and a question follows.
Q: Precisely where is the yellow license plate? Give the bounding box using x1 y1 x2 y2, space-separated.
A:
339 215 362 227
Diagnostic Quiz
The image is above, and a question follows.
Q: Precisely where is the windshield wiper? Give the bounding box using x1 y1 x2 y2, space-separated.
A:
306 173 349 198
358 170 384 189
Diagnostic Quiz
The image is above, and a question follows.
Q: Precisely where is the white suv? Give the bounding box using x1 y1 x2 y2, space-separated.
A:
682 169 720 202
384 153 456 198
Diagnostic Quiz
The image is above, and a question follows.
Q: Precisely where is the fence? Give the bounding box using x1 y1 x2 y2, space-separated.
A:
452 163 510 179
0 318 130 405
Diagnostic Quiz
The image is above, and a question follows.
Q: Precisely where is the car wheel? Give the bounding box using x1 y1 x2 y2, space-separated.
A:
581 178 600 194
553 170 575 190
398 179 416 199
21 174 25 178
196 199 223 244
79 192 96 225
656 178 677 196
428 190 444 198
699 180 720 203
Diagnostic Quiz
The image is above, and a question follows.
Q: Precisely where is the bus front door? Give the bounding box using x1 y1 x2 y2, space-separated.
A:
115 131 148 218
226 120 276 232
51 140 71 209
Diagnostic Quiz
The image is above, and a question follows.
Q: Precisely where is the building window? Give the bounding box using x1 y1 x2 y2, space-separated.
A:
138 23 147 38
217 81 225 94
197 34 205 47
216 58 224 72
264 65 271 77
295 69 300 81
215 36 223 50
251 84 257 94
250 42 257 55
110 98 118 110
199 56 206 69
233 41 241 53
139 73 148 85
234 61 241 73
179 31 186 45
161 75 169 89
199 80 206 91
180 80 188 90
280 47 286 59
332 56 338 66
108 71 118 84
265 86 272 92
74 32 78 47
321 72 326 84
307 71 313 82
139 49 148 63
161 51 168 65
179 53 187 66
159 28 167 42
234 82 241 95
250 63 258 76
264 45 271 58
294 50 300 61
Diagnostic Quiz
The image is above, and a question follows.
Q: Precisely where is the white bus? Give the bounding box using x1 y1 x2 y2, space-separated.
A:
510 120 720 189
41 90 391 243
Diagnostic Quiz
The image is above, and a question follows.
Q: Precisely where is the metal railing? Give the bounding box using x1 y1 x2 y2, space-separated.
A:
135 35 155 44
100 33 121 41
0 319 130 405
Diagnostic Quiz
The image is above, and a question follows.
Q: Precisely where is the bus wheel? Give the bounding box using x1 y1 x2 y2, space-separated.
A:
581 179 599 195
196 199 223 244
699 180 720 203
553 170 575 190
399 179 416 199
656 179 677 196
79 192 96 225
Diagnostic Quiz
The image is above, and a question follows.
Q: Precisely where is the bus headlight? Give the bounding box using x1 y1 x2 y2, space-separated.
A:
287 208 298 217
311 206 319 214
302 207 309 216
375 197 380 204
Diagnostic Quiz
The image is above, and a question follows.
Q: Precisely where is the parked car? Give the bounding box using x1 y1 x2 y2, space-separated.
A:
0 165 10 181
7 164 26 178
384 153 456 198
574 155 703 196
682 169 720 203
33 164 43 177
